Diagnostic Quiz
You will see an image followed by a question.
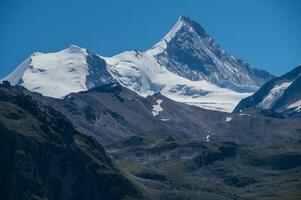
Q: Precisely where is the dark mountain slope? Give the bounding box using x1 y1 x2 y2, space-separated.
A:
19 82 301 146
1 83 301 199
0 83 142 200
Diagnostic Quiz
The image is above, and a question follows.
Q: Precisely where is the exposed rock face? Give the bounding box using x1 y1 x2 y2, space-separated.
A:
154 16 273 92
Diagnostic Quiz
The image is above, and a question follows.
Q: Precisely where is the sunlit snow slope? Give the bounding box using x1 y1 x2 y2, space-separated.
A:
4 45 113 98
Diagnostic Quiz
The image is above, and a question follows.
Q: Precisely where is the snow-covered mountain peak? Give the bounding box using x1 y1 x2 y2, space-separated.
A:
149 16 208 55
3 45 113 98
177 16 208 37
31 52 43 57
65 44 87 54
161 15 208 42
149 16 273 93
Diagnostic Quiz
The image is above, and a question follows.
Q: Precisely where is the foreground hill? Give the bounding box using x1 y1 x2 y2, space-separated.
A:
0 82 142 200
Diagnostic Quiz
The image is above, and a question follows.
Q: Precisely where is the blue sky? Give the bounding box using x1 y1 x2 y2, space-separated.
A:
0 0 300 79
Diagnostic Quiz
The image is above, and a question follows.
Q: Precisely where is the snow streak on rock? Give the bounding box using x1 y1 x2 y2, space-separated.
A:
152 99 163 116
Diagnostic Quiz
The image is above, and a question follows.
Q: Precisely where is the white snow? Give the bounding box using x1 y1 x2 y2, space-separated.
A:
238 113 251 117
259 81 292 109
152 99 163 116
3 57 32 85
225 117 232 122
287 99 301 112
206 135 210 142
104 50 251 113
3 45 89 98
148 16 185 55
161 118 170 122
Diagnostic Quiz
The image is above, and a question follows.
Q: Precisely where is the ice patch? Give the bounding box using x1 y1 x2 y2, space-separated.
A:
225 117 232 122
259 81 292 109
152 99 163 116
206 135 210 142
287 99 301 112
238 113 251 117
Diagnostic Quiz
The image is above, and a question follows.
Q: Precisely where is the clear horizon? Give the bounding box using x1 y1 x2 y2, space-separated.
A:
0 0 300 79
